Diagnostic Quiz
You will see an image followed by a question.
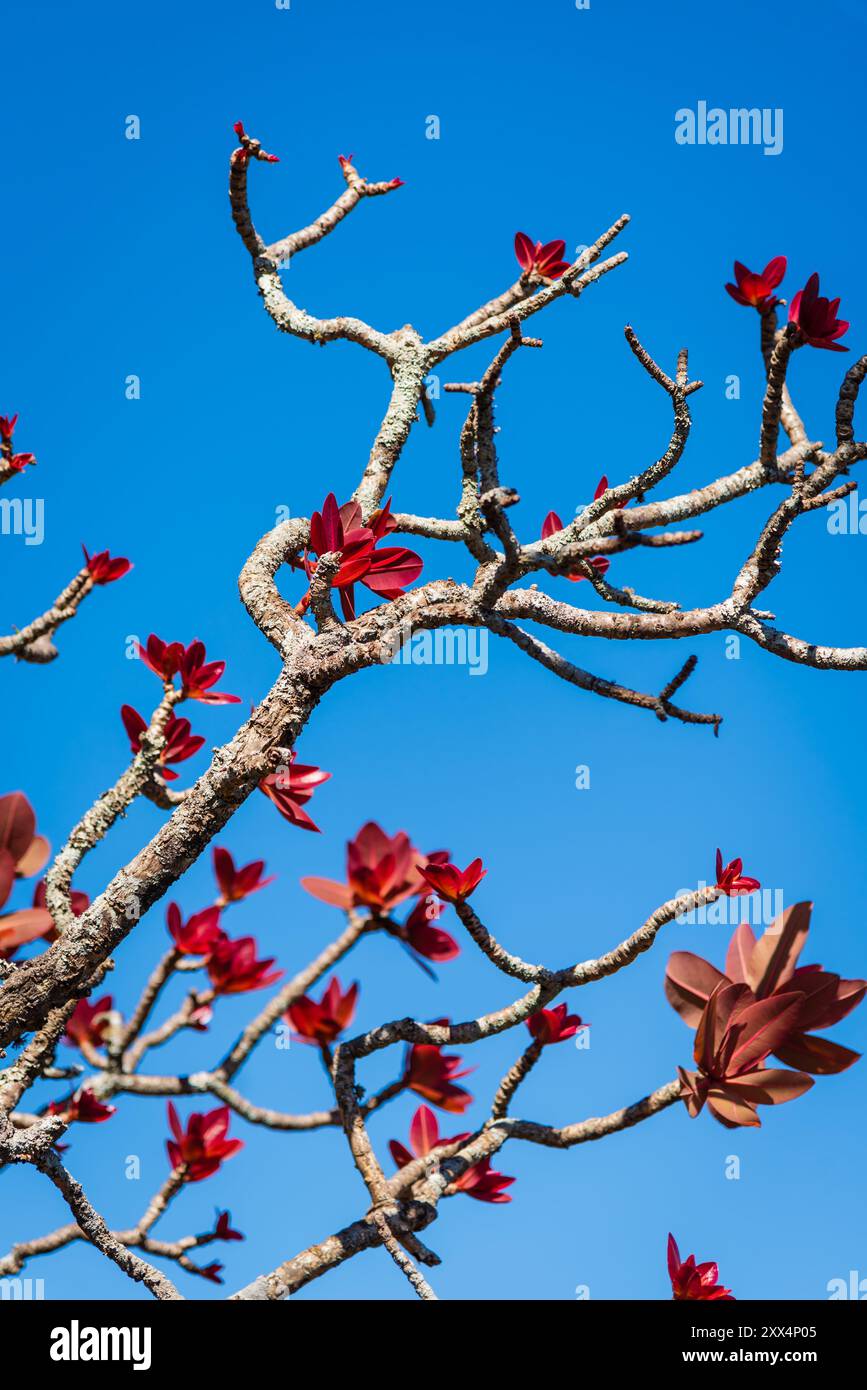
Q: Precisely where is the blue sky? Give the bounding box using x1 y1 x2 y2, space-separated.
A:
2 0 866 1300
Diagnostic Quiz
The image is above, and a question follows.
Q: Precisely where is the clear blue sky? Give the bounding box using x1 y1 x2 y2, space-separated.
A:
2 0 865 1301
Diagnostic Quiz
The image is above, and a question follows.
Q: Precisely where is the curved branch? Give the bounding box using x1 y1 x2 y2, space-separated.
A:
0 567 93 662
44 686 181 936
428 214 631 361
229 1078 679 1299
484 617 722 728
0 1123 182 1300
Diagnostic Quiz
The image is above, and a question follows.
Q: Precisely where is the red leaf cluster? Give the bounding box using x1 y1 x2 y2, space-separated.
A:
667 904 864 1127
